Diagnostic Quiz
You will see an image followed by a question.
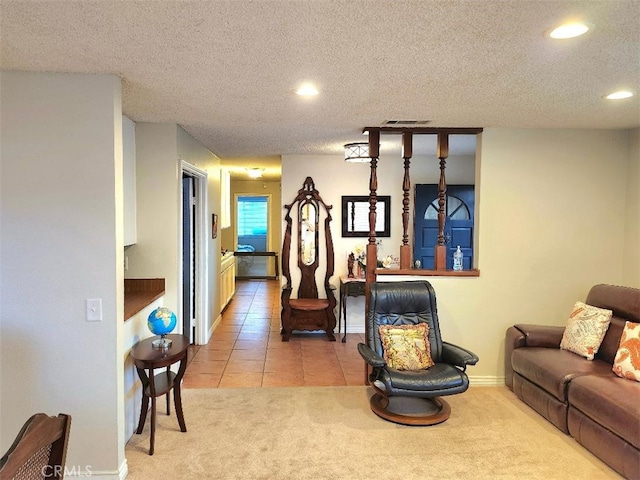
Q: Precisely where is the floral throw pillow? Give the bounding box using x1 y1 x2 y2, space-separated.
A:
560 301 612 360
612 321 640 382
378 323 434 371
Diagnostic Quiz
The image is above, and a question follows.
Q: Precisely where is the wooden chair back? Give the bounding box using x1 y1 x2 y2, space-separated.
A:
0 413 71 480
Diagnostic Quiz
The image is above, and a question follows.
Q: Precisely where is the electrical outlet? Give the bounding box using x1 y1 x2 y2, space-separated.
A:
86 298 103 322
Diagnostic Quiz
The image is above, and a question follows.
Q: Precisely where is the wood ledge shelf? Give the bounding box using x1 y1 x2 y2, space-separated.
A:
376 268 480 277
124 278 166 320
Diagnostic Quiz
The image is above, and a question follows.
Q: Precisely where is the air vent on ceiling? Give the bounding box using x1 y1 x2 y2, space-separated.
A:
383 120 431 125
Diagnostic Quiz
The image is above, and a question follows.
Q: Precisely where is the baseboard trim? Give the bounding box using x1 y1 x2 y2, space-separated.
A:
64 459 127 479
469 376 505 386
199 314 221 345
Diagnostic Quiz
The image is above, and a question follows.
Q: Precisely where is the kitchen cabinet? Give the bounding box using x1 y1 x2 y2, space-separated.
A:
221 252 236 310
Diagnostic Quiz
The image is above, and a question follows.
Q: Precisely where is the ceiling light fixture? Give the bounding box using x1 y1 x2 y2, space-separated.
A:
548 22 591 39
247 168 264 179
295 84 319 96
605 90 634 100
344 142 370 163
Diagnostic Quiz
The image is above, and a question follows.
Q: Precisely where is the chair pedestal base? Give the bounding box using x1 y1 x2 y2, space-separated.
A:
369 393 451 426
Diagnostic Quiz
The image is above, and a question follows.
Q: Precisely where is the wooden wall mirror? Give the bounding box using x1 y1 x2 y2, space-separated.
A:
341 195 391 237
299 200 317 266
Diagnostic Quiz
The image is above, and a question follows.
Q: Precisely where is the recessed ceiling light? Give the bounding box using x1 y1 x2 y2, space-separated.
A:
605 90 634 100
295 84 319 96
548 22 591 39
246 168 264 178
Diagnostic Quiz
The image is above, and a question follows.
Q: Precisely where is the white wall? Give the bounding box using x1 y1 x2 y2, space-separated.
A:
125 123 180 315
122 116 137 246
623 128 640 287
122 298 163 442
0 72 126 477
282 128 632 382
126 124 222 339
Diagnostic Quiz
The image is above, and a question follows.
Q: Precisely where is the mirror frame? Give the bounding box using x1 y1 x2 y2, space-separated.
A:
341 195 391 237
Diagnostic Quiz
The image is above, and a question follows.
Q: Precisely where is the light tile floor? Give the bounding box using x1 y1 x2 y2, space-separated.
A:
183 279 366 388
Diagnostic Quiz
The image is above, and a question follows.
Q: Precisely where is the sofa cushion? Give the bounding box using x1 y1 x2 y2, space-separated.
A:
513 373 570 433
560 301 612 360
511 347 612 402
568 407 640 479
612 321 640 382
568 375 640 450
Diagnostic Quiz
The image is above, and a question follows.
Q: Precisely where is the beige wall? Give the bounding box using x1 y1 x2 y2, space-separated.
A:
176 126 223 333
1 72 126 475
623 128 640 287
127 124 222 337
282 128 633 383
126 123 181 312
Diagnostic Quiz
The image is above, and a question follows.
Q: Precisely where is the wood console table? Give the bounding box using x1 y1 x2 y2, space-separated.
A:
130 334 189 455
338 276 366 343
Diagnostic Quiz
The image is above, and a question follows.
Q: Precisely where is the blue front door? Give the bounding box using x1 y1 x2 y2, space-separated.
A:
413 184 475 270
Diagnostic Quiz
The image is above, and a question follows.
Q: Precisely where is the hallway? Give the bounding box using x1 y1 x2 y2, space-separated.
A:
183 279 366 388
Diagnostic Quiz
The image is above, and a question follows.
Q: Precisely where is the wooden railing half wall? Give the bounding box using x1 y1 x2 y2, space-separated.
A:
362 127 483 316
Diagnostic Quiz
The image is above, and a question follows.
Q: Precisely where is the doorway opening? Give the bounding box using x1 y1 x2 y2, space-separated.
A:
181 161 208 345
235 194 274 278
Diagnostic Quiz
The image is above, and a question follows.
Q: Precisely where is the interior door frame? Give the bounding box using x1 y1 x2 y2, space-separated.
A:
180 161 209 345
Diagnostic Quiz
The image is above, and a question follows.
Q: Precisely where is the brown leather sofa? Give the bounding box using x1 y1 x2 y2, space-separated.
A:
505 284 640 479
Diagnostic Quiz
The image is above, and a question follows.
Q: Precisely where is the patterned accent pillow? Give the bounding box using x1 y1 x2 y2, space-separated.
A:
612 321 640 382
560 301 612 360
378 323 434 371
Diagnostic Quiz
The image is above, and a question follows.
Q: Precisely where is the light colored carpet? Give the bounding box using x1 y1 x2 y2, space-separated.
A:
125 386 620 480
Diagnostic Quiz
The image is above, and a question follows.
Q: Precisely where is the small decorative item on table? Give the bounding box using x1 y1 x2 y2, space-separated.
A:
347 252 355 278
147 307 177 349
351 244 367 278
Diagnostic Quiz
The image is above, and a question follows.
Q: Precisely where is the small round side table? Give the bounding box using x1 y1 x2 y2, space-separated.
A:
130 334 189 455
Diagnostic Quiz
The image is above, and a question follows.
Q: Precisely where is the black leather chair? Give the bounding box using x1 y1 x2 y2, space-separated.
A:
358 281 478 425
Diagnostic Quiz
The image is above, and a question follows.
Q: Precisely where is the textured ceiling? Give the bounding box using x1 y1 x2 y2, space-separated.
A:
1 0 639 167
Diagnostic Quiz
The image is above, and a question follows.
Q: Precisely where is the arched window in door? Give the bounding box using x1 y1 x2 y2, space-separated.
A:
424 195 470 221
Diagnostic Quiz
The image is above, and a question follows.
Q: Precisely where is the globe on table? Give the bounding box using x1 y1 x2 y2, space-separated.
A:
147 307 177 349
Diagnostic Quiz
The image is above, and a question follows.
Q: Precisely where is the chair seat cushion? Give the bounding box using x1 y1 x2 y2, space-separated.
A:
289 298 329 311
382 363 466 392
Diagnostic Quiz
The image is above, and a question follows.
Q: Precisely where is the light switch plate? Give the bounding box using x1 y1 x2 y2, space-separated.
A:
86 298 103 321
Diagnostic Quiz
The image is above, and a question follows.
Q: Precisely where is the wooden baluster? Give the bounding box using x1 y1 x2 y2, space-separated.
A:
400 131 412 269
367 130 380 253
435 133 449 270
365 129 380 314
